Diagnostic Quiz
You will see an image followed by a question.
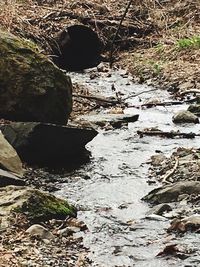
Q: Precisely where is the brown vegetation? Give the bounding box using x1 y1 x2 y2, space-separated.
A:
0 0 200 90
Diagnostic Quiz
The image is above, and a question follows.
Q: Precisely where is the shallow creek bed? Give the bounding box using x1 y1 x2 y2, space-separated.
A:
52 64 200 267
4 64 199 267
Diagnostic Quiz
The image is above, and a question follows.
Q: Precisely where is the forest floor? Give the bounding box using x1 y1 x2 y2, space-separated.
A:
0 0 199 93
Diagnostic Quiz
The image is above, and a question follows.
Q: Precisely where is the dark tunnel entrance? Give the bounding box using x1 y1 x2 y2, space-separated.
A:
54 25 103 71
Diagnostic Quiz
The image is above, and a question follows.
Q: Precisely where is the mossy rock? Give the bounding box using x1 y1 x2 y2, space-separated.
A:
19 190 77 222
0 186 76 223
0 30 72 124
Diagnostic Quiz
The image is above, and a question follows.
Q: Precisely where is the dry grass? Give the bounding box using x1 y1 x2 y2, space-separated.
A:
0 0 200 90
0 0 127 53
120 0 200 90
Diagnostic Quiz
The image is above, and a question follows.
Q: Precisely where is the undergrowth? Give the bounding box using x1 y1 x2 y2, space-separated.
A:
176 36 200 49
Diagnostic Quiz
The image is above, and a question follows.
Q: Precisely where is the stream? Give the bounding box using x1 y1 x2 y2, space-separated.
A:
56 66 200 267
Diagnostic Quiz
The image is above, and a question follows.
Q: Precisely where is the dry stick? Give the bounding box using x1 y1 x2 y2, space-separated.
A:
161 157 179 184
109 0 133 68
127 97 198 108
137 130 199 139
72 93 120 105
123 88 159 100
135 97 198 108
179 89 200 96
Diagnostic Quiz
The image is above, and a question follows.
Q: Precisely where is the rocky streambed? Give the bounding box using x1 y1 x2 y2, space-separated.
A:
0 29 200 266
0 2 200 265
54 65 200 267
1 59 200 266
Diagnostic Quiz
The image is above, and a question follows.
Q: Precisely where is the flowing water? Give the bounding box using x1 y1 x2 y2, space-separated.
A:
56 66 200 267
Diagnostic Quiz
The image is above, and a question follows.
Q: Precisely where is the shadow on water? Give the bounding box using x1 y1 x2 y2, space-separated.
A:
55 66 200 267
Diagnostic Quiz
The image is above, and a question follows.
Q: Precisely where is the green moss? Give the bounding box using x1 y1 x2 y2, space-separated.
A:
15 190 77 222
0 30 72 124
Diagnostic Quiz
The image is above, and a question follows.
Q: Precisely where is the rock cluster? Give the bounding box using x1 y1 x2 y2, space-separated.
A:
0 30 98 266
144 148 200 234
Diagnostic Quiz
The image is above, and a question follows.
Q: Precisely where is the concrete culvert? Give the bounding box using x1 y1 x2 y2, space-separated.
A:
54 25 103 71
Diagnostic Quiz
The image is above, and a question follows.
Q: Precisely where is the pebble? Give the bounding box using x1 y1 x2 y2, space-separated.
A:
147 203 172 216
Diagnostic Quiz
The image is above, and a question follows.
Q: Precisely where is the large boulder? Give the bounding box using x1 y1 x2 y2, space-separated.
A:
0 30 72 124
0 186 76 224
0 122 98 165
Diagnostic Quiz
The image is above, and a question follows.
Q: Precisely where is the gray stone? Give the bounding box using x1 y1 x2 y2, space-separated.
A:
172 110 199 124
57 227 71 237
76 114 139 128
0 122 98 165
26 224 54 240
57 226 80 236
0 168 25 187
0 30 72 124
147 203 172 215
0 131 23 177
142 181 200 204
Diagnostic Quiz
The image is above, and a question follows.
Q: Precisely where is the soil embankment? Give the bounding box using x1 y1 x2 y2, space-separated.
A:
1 0 199 91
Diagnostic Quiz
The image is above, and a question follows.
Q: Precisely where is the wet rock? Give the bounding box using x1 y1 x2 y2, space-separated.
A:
188 104 200 115
0 122 98 165
150 154 167 166
76 114 139 128
0 30 72 124
157 244 190 259
26 224 54 240
172 110 199 124
142 181 200 204
0 131 23 177
147 203 172 215
169 214 200 232
0 169 25 187
53 25 103 71
0 185 76 223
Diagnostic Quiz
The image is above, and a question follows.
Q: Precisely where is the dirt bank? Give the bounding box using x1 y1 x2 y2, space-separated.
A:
1 0 199 92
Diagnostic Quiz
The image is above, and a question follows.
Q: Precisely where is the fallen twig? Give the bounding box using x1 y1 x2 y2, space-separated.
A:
72 93 121 105
127 97 199 108
161 157 179 184
179 89 200 96
137 130 199 139
123 88 159 100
